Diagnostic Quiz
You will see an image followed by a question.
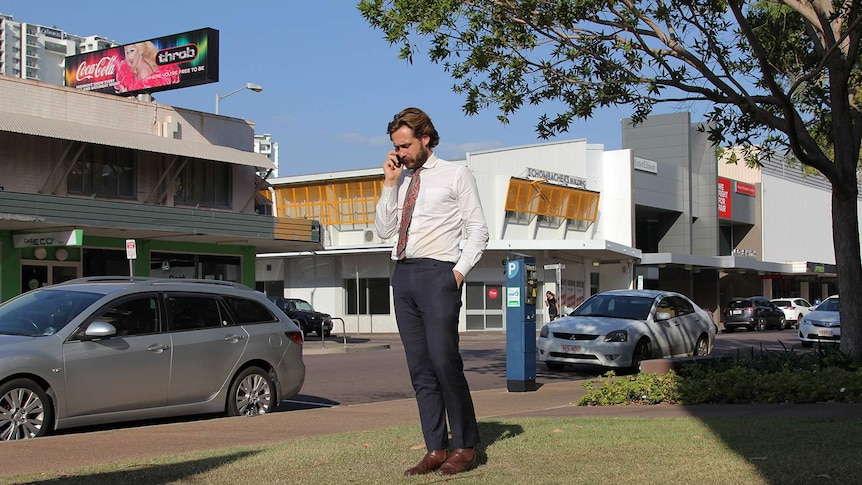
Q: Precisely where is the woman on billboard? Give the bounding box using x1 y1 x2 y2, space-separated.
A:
114 41 181 93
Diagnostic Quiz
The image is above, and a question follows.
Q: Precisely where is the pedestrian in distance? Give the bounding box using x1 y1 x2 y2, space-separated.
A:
546 291 559 321
375 107 490 477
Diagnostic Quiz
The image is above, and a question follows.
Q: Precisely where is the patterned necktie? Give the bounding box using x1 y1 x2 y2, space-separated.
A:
396 167 423 259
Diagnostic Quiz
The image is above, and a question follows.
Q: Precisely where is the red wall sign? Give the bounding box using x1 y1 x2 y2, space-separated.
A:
718 177 732 219
488 288 499 299
736 181 756 196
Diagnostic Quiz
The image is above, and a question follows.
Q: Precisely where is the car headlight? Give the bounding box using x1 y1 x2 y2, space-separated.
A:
605 330 628 342
539 325 549 338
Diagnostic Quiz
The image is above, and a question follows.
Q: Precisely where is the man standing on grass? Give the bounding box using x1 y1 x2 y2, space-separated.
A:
375 107 489 476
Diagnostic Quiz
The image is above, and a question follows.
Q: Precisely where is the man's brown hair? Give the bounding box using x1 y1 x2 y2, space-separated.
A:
387 107 440 149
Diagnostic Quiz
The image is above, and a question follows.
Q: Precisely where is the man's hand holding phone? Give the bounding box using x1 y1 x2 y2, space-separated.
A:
382 150 403 186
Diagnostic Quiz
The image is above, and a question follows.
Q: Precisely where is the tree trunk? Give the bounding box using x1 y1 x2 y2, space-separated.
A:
831 181 862 362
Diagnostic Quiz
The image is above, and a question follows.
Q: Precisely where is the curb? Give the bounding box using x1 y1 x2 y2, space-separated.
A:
303 343 392 355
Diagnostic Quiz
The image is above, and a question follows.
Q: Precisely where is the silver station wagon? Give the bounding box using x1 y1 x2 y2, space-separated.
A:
0 277 305 440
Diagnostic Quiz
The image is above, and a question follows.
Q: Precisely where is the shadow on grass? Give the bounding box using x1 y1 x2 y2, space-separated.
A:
14 450 261 485
475 421 525 465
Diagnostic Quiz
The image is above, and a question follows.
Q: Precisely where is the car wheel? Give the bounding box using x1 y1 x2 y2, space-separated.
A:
755 317 767 331
545 361 565 371
324 329 332 337
724 326 735 333
227 366 276 417
778 317 788 330
630 339 652 373
796 315 803 328
0 379 53 441
693 335 709 356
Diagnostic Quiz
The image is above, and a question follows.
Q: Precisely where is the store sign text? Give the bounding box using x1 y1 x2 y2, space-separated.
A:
736 181 756 196
526 167 586 189
12 229 84 248
718 177 732 218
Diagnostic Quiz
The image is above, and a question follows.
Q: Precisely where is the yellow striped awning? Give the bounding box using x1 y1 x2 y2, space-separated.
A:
504 177 600 222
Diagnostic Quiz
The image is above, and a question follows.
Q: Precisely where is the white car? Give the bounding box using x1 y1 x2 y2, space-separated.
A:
798 295 840 348
771 297 814 328
537 289 717 372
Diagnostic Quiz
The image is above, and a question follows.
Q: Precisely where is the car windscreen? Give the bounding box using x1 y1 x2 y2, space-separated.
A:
292 300 315 312
817 298 840 312
571 294 653 320
0 288 103 336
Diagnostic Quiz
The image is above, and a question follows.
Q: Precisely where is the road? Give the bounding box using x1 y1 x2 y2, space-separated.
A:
51 327 805 435
284 327 805 411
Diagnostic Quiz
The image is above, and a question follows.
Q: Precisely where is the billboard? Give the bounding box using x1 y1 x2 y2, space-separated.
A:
65 28 219 96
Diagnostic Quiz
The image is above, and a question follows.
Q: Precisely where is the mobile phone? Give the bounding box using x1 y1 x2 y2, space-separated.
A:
395 155 403 168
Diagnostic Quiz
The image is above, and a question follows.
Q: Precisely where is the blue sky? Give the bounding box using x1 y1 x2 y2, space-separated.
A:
5 1 656 176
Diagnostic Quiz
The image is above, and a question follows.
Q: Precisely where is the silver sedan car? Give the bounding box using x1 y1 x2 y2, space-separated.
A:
0 277 305 440
537 289 717 371
798 295 840 348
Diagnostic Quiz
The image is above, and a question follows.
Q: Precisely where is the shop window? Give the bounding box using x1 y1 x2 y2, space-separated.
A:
174 159 232 209
83 248 130 276
344 277 390 315
68 145 135 198
151 252 241 282
505 210 533 225
537 214 562 228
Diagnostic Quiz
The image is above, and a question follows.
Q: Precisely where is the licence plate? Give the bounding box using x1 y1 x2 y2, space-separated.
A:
732 309 742 315
561 345 582 353
818 329 834 337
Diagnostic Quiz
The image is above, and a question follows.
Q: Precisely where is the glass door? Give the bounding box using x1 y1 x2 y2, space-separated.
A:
465 282 504 331
22 265 48 293
22 263 80 294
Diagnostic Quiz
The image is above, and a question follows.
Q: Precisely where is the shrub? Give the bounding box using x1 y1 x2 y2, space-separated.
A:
577 346 862 406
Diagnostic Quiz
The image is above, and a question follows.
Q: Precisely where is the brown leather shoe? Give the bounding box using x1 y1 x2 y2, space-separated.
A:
404 449 448 476
437 447 477 475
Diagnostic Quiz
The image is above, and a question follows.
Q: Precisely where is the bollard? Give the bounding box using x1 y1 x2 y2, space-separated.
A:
331 317 348 349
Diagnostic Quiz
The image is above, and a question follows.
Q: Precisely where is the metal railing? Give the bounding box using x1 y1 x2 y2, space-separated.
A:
315 317 348 350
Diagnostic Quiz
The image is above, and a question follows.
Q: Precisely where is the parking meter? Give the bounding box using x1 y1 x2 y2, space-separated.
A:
505 254 537 392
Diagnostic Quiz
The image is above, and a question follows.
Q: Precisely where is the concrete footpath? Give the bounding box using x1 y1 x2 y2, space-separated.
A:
2 336 861 478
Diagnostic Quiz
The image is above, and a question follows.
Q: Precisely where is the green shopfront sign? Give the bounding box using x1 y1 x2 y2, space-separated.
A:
12 229 84 248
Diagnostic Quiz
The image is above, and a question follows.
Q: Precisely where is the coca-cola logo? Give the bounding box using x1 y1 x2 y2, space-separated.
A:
156 44 198 65
75 55 118 82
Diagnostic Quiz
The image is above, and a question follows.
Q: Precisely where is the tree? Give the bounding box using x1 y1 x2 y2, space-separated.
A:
358 0 862 360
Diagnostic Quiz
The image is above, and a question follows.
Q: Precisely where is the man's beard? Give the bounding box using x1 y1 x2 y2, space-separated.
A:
407 145 430 170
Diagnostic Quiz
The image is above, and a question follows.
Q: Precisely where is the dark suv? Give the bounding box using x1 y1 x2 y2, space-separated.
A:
723 296 788 332
271 298 333 337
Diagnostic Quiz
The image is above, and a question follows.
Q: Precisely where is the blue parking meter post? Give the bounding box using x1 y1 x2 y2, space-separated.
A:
505 254 537 392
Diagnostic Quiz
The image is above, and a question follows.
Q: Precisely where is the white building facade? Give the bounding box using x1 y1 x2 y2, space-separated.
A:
259 112 851 333
260 138 644 334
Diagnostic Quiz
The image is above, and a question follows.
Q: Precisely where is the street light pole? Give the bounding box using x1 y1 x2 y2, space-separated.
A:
215 82 263 114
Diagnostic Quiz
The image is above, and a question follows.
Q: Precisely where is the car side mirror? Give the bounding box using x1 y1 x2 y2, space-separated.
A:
81 320 118 339
655 311 671 321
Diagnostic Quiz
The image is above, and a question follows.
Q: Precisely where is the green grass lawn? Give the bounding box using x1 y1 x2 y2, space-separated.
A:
3 415 859 485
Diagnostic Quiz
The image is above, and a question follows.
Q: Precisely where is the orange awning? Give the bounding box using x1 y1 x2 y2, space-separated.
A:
504 177 599 222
